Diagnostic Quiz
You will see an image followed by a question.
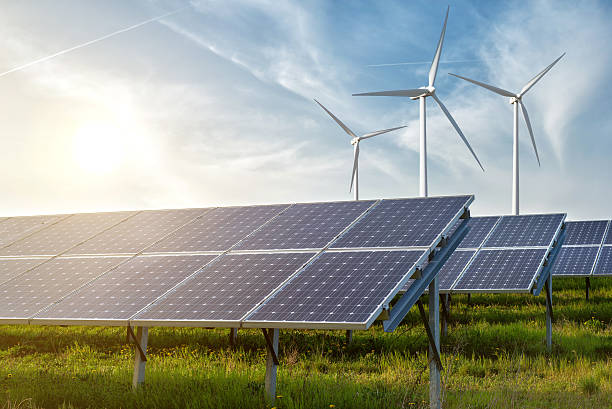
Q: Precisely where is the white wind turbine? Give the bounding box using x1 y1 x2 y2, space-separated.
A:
449 53 565 215
352 6 484 198
314 99 406 200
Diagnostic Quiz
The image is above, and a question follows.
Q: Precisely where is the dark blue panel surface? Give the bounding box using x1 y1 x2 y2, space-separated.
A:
594 247 612 275
35 254 216 321
331 196 471 249
551 246 598 276
437 250 476 291
134 252 314 322
483 214 564 248
606 227 612 245
454 249 547 291
147 205 289 253
563 221 608 246
454 217 500 249
246 250 423 324
236 201 375 250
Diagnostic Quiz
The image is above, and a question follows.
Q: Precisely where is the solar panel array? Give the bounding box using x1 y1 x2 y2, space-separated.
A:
0 195 473 330
551 220 612 276
433 214 565 293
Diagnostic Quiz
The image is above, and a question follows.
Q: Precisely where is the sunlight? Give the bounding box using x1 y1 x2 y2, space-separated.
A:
72 122 127 173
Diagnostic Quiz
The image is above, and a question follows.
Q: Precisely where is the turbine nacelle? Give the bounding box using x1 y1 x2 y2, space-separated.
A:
409 86 435 100
509 96 521 104
350 137 360 145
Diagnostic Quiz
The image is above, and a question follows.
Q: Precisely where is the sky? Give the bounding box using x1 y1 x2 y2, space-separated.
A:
0 0 610 220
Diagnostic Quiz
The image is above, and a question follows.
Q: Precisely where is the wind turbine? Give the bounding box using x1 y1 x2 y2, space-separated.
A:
314 99 406 200
449 53 565 215
352 6 484 198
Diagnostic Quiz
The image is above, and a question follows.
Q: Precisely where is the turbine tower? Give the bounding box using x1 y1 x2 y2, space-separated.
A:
314 99 406 200
449 53 564 215
352 6 484 198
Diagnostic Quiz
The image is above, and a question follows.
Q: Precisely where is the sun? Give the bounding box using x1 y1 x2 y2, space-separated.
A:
72 122 127 173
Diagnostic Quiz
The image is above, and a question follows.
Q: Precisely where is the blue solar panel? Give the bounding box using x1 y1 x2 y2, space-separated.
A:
245 250 423 326
133 252 315 324
483 214 564 248
235 201 375 251
330 196 471 249
454 217 500 249
594 247 612 275
563 221 608 245
551 246 598 276
437 250 476 291
605 226 612 245
146 205 289 253
453 248 547 291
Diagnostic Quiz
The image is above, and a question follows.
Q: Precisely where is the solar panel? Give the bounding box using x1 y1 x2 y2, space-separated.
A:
562 221 608 245
0 212 136 257
483 214 564 248
593 246 612 275
235 201 375 251
453 248 548 292
66 208 208 255
605 226 612 245
0 214 67 248
132 252 315 325
551 246 599 276
0 256 129 320
330 196 471 249
437 250 476 291
244 250 424 328
455 217 500 249
146 205 289 253
33 254 217 322
0 258 50 286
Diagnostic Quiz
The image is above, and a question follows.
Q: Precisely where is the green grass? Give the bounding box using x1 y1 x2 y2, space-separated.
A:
2 277 612 408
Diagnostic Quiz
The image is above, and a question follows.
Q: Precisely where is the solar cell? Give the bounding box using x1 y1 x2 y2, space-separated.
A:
133 252 315 325
245 250 424 328
34 254 216 322
236 201 375 251
0 258 50 285
605 226 612 245
454 217 500 249
0 214 67 248
66 208 208 255
437 250 476 291
551 246 598 276
330 196 471 249
453 248 547 291
146 205 288 253
563 221 608 246
594 246 612 275
0 212 136 257
0 256 128 320
483 214 564 248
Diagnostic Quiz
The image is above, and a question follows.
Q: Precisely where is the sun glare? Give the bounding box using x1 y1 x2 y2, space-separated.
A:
72 122 128 173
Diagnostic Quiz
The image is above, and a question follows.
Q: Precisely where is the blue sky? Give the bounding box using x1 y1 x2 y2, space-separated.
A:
0 0 610 219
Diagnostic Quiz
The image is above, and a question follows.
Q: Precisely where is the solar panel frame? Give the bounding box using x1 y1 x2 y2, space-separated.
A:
562 220 609 246
593 246 612 276
550 246 599 277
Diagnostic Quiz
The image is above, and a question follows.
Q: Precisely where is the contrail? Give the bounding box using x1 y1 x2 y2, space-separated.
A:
0 6 190 79
367 59 482 68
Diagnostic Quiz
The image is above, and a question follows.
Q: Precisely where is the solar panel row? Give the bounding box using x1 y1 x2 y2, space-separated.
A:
0 195 473 330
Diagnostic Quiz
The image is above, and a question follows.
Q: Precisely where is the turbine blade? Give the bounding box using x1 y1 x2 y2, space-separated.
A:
429 6 449 87
314 99 357 138
352 89 427 97
518 53 565 97
449 73 515 97
518 100 541 166
361 125 407 140
349 143 360 192
431 93 485 171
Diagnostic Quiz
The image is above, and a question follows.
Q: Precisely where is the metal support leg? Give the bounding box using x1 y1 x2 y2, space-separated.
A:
229 328 238 347
131 327 148 390
263 328 279 403
586 277 590 301
346 330 353 344
467 293 471 303
440 294 449 337
429 278 441 409
545 275 553 351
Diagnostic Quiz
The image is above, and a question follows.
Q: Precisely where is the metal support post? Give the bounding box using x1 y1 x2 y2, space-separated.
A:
440 294 450 337
229 328 238 347
346 330 353 344
545 275 553 351
129 326 148 390
429 277 441 409
586 277 590 301
263 328 279 403
467 293 471 303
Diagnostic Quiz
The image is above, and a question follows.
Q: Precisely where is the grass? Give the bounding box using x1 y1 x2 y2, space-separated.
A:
2 277 612 408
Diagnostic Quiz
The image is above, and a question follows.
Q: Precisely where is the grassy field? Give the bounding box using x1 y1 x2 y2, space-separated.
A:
2 277 612 409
